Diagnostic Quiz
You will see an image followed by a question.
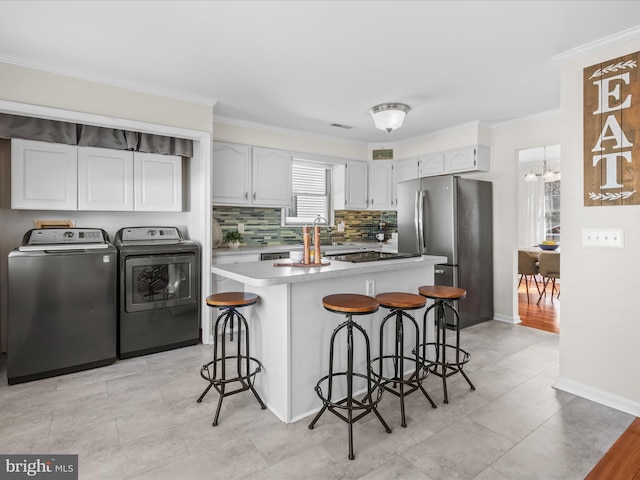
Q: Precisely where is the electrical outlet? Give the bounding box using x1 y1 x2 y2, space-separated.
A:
366 280 375 297
582 228 623 247
338 221 345 232
238 223 245 233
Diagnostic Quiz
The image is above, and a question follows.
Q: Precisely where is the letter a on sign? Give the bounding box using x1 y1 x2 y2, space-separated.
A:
583 51 640 206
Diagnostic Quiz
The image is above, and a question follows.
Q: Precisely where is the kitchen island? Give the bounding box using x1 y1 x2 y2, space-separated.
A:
210 254 446 423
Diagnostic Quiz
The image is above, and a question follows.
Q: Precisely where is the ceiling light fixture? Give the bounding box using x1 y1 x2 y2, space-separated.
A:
369 103 411 132
523 146 561 183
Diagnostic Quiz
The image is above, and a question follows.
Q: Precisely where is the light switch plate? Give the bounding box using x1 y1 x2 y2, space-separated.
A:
582 228 624 247
238 223 245 233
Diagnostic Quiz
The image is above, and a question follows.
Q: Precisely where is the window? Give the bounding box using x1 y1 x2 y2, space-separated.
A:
283 159 332 226
544 180 561 242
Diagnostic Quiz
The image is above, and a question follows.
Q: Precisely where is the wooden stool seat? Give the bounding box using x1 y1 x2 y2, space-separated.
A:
322 293 379 314
376 292 426 310
418 285 466 301
206 292 258 308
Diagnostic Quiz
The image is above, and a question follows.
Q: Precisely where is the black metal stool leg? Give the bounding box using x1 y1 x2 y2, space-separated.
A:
309 308 390 460
198 303 265 426
418 297 473 404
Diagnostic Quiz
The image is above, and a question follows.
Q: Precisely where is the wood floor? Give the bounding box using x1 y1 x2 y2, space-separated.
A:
518 274 560 334
586 418 640 479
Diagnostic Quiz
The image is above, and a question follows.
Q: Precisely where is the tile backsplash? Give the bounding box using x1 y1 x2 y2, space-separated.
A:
213 206 397 247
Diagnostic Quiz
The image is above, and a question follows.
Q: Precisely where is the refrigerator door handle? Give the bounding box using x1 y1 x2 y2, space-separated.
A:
413 191 422 254
418 190 426 254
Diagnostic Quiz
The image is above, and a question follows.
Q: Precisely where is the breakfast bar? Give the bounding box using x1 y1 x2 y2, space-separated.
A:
210 254 446 423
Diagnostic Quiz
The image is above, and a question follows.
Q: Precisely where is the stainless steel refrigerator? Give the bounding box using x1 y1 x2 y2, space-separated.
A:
398 175 493 328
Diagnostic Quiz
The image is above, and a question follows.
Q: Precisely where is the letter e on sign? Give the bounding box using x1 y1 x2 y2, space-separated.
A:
583 51 640 206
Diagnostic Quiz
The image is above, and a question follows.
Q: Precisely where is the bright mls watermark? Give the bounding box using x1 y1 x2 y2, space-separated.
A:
0 455 77 479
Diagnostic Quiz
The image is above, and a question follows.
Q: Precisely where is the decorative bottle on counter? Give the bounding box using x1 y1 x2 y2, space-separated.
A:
303 226 311 264
314 225 322 264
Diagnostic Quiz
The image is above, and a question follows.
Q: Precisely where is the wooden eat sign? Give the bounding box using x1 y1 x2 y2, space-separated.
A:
583 51 640 206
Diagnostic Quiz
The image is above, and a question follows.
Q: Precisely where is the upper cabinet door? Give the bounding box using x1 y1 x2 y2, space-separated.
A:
369 160 394 210
345 160 369 209
251 147 292 207
212 142 251 205
419 152 445 177
11 139 78 210
78 146 134 211
444 146 490 173
134 152 182 212
396 157 419 183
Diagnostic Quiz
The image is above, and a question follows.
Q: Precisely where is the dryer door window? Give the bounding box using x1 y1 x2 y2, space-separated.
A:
124 253 196 312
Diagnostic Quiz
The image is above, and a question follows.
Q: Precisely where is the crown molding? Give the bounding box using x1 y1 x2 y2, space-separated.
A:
553 25 640 63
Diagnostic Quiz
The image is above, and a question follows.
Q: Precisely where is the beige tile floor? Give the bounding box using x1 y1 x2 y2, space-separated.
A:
0 320 634 480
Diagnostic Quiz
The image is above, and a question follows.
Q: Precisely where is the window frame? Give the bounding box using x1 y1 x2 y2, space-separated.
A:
281 157 334 227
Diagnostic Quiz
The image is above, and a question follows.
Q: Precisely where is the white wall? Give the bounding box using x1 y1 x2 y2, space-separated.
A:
555 36 640 414
213 120 367 161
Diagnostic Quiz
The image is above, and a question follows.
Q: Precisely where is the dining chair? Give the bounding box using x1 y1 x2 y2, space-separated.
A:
537 251 560 305
518 250 541 304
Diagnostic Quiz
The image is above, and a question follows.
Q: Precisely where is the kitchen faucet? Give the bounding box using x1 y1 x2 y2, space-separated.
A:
313 216 331 231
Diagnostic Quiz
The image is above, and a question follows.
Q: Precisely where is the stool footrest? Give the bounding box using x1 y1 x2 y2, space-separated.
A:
416 343 471 368
313 371 385 411
370 354 430 384
199 356 263 386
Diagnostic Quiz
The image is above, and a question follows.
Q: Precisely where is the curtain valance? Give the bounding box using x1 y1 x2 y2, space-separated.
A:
0 113 193 157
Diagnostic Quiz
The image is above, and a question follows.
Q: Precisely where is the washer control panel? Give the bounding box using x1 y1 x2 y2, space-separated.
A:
119 227 182 243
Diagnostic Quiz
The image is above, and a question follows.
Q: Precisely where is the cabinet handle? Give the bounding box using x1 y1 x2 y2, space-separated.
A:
371 198 374 205
244 192 248 200
253 192 256 200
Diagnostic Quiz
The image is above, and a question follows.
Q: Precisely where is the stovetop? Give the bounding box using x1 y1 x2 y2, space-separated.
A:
325 251 421 263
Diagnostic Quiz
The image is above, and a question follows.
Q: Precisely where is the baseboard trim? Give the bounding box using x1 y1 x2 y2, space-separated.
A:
554 376 640 417
494 313 521 325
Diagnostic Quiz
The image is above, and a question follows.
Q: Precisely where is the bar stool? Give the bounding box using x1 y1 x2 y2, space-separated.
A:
417 286 475 404
308 293 391 460
197 292 266 426
370 292 437 427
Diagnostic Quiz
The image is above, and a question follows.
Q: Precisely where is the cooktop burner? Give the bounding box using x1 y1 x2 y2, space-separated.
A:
325 251 421 263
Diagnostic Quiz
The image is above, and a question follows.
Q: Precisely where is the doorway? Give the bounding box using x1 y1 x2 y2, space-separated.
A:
517 145 561 333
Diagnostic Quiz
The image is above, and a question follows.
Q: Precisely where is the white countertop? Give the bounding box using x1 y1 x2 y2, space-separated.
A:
211 254 447 287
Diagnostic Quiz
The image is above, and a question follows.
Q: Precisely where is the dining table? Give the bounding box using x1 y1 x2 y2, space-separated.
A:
519 246 560 261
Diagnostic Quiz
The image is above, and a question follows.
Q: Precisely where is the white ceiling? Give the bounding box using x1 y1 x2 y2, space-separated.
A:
1 1 640 144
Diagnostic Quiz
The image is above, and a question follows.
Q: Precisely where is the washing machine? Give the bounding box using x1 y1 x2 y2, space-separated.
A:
114 226 201 359
7 228 117 384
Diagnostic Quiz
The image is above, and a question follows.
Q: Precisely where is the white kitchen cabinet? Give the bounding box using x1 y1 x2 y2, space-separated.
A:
212 142 251 205
344 160 369 209
416 146 490 177
251 147 292 207
418 152 445 177
13 140 182 212
11 139 78 210
341 160 395 211
444 146 490 173
78 146 134 211
133 152 183 212
396 157 419 184
212 142 292 207
368 160 394 210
